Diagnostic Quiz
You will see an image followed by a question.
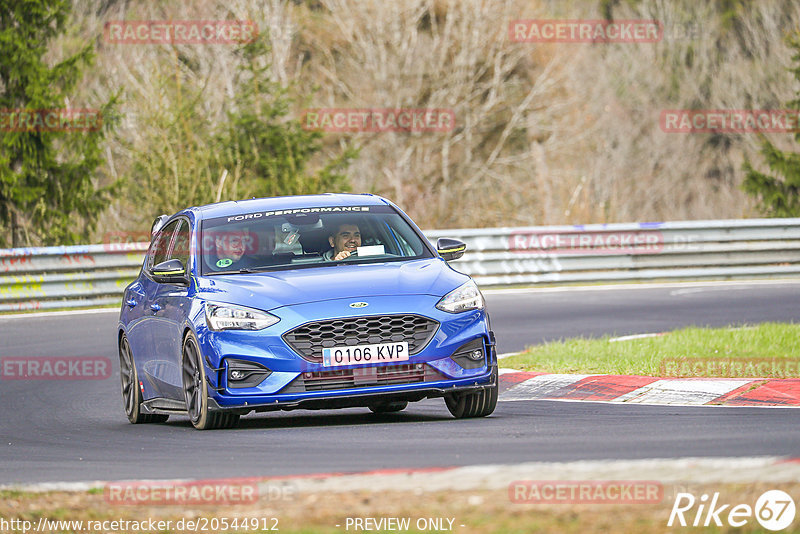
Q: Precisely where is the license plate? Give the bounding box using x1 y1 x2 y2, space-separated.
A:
322 341 409 367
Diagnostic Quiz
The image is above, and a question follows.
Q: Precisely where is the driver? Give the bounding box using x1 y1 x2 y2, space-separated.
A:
324 223 361 261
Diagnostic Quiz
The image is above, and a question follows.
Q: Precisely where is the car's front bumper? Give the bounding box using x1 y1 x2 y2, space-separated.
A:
193 295 496 411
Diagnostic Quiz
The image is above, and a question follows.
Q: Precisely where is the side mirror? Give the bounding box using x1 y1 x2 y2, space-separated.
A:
152 259 189 285
436 238 467 261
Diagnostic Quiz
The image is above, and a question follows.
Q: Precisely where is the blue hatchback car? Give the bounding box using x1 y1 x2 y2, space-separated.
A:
118 194 497 429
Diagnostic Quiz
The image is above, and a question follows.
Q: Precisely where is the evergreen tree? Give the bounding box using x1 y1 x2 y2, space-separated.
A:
0 0 117 247
217 38 357 200
742 32 800 217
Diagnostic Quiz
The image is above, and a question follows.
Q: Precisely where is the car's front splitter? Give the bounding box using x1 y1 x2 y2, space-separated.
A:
207 367 496 413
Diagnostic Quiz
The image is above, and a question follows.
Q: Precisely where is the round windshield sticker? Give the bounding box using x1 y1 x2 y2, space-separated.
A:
216 258 233 268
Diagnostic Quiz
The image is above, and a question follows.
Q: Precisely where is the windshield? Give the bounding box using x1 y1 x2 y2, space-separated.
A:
199 204 434 275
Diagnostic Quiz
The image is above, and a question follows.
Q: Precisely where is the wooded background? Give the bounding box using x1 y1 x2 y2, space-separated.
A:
5 0 800 245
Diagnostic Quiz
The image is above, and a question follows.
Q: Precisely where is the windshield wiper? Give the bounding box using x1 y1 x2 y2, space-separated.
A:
207 266 282 275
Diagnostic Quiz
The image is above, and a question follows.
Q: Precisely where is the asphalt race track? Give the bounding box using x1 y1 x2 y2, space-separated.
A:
487 280 800 353
1 280 799 484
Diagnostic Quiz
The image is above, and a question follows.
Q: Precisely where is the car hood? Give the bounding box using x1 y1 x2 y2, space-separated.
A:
194 258 469 310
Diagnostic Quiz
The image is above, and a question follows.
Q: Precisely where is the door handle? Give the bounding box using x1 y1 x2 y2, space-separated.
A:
150 303 162 312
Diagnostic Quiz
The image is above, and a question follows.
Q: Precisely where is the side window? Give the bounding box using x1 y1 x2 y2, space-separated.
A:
170 219 191 268
148 220 179 269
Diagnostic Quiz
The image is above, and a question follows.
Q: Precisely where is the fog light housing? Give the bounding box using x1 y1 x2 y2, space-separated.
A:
226 359 272 389
450 338 487 370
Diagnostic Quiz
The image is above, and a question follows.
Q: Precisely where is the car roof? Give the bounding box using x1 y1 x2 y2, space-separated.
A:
188 193 390 221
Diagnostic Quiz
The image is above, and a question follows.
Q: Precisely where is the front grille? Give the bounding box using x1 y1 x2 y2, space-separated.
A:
282 314 439 363
280 363 447 393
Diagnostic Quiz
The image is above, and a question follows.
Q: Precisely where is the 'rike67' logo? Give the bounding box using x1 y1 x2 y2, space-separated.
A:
668 490 796 531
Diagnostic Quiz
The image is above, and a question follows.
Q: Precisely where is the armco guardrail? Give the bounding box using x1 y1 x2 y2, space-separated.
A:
1 218 800 312
0 243 147 312
426 218 800 286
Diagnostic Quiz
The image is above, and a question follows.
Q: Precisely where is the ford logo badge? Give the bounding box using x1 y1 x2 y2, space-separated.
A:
349 302 368 308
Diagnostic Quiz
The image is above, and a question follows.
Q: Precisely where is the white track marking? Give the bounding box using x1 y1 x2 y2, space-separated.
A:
500 396 798 408
608 332 665 342
501 373 590 400
482 278 800 295
615 379 752 405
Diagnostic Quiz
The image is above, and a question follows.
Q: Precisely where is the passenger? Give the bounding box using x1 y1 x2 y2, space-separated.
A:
324 223 361 261
211 228 255 270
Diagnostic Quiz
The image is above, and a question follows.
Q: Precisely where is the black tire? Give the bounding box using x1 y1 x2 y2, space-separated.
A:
119 334 169 424
444 366 498 418
368 401 408 414
182 331 239 430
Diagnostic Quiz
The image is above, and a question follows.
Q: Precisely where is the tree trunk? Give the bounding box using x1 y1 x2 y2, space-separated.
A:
11 207 20 248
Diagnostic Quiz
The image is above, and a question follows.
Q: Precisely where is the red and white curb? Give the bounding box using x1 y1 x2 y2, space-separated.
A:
499 370 800 406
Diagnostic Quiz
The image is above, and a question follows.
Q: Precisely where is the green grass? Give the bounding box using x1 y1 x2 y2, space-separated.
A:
502 323 800 377
0 489 36 499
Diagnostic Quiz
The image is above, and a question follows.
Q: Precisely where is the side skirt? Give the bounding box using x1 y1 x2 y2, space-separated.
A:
141 397 186 415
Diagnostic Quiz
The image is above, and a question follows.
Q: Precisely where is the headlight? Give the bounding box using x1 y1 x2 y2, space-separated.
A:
435 280 485 313
205 302 280 331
